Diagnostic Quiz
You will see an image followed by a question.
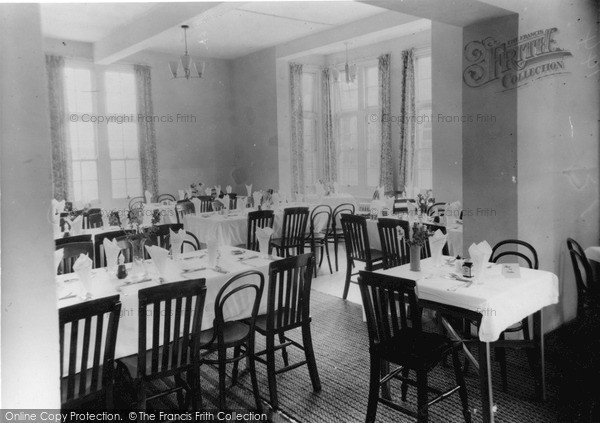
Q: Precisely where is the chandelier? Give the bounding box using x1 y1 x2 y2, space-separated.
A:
332 42 356 84
169 25 205 80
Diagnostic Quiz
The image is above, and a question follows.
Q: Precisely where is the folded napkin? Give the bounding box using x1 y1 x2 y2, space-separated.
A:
429 230 447 266
253 191 263 207
445 201 462 226
73 253 93 297
145 245 170 277
256 227 274 256
222 194 230 210
55 248 64 273
145 190 153 204
186 188 193 199
236 196 247 211
169 228 186 257
191 197 202 214
103 238 121 269
70 215 83 235
468 240 492 280
205 187 212 196
178 189 186 200
215 185 221 195
206 237 220 267
246 184 252 196
226 185 232 193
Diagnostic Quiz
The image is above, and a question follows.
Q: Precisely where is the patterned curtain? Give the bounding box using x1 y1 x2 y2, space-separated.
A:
46 55 71 201
398 49 416 191
321 67 337 184
289 63 304 194
134 65 159 197
378 54 393 191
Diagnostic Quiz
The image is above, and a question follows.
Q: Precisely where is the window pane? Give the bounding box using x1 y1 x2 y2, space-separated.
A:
112 180 127 199
418 78 432 103
302 73 314 112
126 159 140 179
78 139 96 160
417 56 431 79
111 160 126 179
72 162 81 182
80 161 97 181
126 178 141 197
82 179 98 201
366 66 379 107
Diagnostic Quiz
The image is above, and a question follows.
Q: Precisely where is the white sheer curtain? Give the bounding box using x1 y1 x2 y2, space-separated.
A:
289 63 304 195
321 67 337 185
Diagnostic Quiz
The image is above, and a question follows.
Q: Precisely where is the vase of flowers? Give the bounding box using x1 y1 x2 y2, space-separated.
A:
124 208 161 275
407 223 432 271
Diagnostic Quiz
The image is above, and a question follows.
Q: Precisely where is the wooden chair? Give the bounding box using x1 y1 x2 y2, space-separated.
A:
56 241 94 274
340 213 384 300
270 207 309 257
251 254 321 410
426 202 447 218
175 201 195 224
144 224 184 250
157 193 176 203
59 295 121 409
56 234 93 248
421 223 449 258
304 205 333 275
93 230 129 268
377 218 409 268
198 271 264 411
227 193 237 210
115 279 207 410
392 199 417 215
84 208 103 229
128 196 145 211
192 196 213 213
358 271 471 423
244 210 275 251
567 238 598 318
327 202 355 271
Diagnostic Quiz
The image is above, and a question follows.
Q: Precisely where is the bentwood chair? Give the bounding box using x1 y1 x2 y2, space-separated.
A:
198 271 264 411
340 214 384 300
165 230 201 254
116 280 207 410
243 210 275 251
175 201 196 224
328 203 356 271
251 254 321 410
304 205 333 275
567 238 598 318
358 271 471 423
426 202 447 218
56 241 94 274
193 196 214 214
157 193 176 203
60 295 121 409
128 197 145 211
270 207 309 257
377 218 410 268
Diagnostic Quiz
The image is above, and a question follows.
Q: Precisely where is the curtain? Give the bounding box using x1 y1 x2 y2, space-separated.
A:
378 54 393 191
321 67 337 184
46 55 71 201
134 65 159 197
289 63 304 195
398 49 416 192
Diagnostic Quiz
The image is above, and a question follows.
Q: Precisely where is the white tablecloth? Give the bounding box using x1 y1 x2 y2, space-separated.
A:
584 246 600 263
56 246 276 362
377 258 559 342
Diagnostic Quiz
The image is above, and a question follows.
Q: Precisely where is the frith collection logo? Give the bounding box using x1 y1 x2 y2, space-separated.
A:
463 27 572 90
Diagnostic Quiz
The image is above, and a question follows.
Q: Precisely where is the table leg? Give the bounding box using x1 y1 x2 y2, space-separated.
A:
532 309 546 400
478 341 495 423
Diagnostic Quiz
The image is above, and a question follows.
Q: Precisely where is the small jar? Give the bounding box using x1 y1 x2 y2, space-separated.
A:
117 256 128 279
462 259 473 278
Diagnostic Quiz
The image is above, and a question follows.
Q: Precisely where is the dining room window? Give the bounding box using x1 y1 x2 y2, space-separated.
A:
414 51 432 190
302 69 319 188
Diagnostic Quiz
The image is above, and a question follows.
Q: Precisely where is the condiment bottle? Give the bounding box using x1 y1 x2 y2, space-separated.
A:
117 255 128 279
462 259 473 278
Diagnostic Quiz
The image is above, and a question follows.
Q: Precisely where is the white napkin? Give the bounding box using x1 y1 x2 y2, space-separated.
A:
256 226 274 256
145 245 170 277
73 253 93 297
246 184 252 196
468 241 493 280
206 237 220 267
178 189 186 200
191 197 202 214
145 190 153 204
186 188 193 199
215 185 221 195
226 185 232 193
103 238 121 269
253 191 263 208
70 215 83 235
205 187 212 195
271 192 280 208
429 230 447 266
236 196 247 211
377 186 385 200
169 228 186 257
222 195 230 210
101 210 110 228
55 248 64 273
445 201 462 226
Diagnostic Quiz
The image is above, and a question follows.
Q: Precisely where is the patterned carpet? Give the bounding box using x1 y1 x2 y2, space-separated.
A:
118 290 599 423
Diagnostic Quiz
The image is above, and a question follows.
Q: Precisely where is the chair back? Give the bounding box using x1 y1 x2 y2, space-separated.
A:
392 199 416 215
175 201 195 224
157 193 176 203
491 239 539 269
146 224 184 250
341 214 374 266
567 238 597 317
56 234 93 247
280 207 310 255
128 196 145 211
57 241 94 274
59 295 121 407
358 271 421 348
308 204 332 240
377 218 409 268
267 254 314 332
84 208 103 229
137 279 207 380
246 210 275 251
427 202 447 217
166 230 201 254
93 230 129 267
193 196 214 214
332 202 355 232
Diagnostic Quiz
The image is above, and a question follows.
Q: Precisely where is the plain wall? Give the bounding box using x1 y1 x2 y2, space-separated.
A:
1 4 61 407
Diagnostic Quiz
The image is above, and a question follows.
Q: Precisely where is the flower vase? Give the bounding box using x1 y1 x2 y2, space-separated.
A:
130 237 146 276
410 244 422 272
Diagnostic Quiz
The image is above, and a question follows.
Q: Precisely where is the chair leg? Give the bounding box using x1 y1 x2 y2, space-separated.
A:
496 332 508 392
452 348 471 423
266 333 279 410
174 374 185 409
416 369 429 423
334 237 339 271
324 241 332 274
278 331 289 367
401 367 410 401
218 348 228 411
366 354 380 423
231 345 242 387
302 322 321 392
247 345 263 412
136 380 147 411
343 258 353 300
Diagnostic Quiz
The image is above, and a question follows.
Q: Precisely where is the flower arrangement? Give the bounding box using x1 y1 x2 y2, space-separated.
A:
190 181 204 197
415 190 434 214
260 189 273 209
123 208 161 247
406 223 433 247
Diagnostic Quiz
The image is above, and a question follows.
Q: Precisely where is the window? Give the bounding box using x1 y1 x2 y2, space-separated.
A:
414 52 432 190
64 66 99 202
334 62 380 193
302 70 319 188
105 70 141 199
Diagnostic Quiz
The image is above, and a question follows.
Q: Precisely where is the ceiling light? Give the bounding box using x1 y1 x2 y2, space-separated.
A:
344 42 357 84
169 25 205 80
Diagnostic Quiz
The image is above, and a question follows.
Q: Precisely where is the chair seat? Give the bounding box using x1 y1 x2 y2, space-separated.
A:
253 309 308 334
61 365 106 405
376 328 455 370
270 238 304 248
116 342 190 381
199 321 250 349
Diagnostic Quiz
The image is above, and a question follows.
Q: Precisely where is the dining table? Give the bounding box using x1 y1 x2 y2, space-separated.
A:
56 246 280 364
375 257 559 423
